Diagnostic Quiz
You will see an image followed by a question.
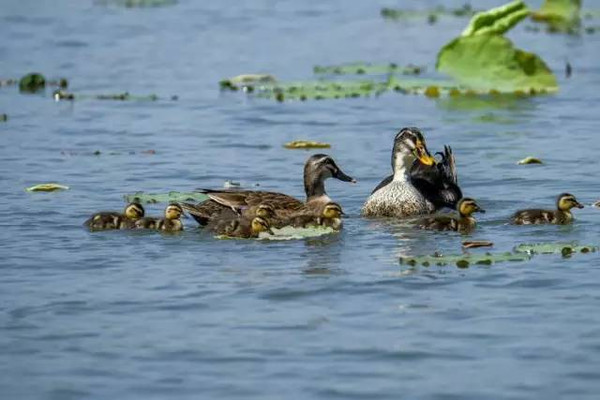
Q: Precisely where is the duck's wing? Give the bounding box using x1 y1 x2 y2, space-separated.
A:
199 189 303 211
371 175 393 195
410 146 462 209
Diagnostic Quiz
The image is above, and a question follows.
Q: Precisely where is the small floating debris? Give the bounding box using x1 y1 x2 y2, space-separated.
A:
52 90 170 102
26 183 70 192
381 4 478 21
95 0 178 8
462 240 494 249
284 140 331 150
593 200 600 208
313 62 423 76
220 74 276 90
0 114 7 122
223 180 241 189
518 156 543 165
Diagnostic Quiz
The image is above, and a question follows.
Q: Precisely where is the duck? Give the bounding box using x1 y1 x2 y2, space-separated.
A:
207 215 274 239
362 127 462 218
180 154 355 228
416 197 484 233
135 203 184 232
512 193 584 225
282 202 345 230
84 202 145 231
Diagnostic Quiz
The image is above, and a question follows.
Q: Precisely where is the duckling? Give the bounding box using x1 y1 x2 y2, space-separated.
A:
283 202 345 230
135 203 184 232
208 215 274 239
362 127 462 218
416 198 485 233
180 154 355 227
512 193 584 225
84 202 145 231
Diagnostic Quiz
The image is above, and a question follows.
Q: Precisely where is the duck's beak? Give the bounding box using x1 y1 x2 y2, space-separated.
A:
415 140 436 166
574 201 584 209
333 168 356 183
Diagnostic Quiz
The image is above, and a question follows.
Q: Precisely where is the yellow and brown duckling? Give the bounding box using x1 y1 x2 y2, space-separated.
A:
84 202 145 231
135 203 184 232
180 154 355 228
283 202 345 230
207 215 274 239
416 198 485 233
512 193 584 225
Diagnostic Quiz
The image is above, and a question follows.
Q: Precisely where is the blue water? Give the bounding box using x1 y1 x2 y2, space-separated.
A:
2 0 600 399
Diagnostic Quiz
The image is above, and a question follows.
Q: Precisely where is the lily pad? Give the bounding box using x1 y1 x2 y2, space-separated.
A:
284 140 331 149
400 251 531 267
26 183 70 192
437 1 558 93
313 62 423 76
518 156 543 164
124 191 208 204
514 242 598 255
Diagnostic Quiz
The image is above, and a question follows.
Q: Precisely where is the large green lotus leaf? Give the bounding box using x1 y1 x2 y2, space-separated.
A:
124 191 208 204
461 0 530 36
400 251 532 268
437 35 558 92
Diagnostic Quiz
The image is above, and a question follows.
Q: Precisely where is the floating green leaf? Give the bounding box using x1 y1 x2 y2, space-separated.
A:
381 4 478 21
19 73 46 93
518 156 543 164
514 242 597 255
313 62 423 76
284 140 331 149
124 191 208 204
26 183 70 192
400 251 531 267
531 0 581 32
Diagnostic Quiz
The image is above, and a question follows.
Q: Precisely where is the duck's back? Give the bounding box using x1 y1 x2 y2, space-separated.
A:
85 212 134 230
362 180 434 217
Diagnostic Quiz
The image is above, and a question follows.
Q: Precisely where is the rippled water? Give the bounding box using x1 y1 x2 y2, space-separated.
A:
2 0 600 399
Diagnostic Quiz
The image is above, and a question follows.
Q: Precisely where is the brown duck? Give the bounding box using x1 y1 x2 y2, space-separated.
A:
180 154 355 228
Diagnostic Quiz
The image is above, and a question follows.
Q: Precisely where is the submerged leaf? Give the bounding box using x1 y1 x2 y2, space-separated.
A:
518 156 543 164
531 0 581 32
26 183 70 192
124 191 209 204
284 140 331 149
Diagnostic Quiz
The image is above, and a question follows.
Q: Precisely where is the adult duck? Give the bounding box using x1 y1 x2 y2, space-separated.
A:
361 127 462 217
181 154 355 227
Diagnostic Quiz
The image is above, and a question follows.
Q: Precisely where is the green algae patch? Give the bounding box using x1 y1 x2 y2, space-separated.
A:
19 73 46 93
0 114 7 122
400 251 531 267
26 183 70 192
284 140 331 150
437 1 558 93
514 242 598 255
124 191 208 204
313 62 423 76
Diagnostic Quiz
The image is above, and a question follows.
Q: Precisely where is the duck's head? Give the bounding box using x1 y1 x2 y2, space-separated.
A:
557 193 584 211
251 216 274 235
322 202 344 219
165 203 184 220
457 198 485 217
124 202 145 219
392 127 436 173
304 154 355 198
255 204 276 219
